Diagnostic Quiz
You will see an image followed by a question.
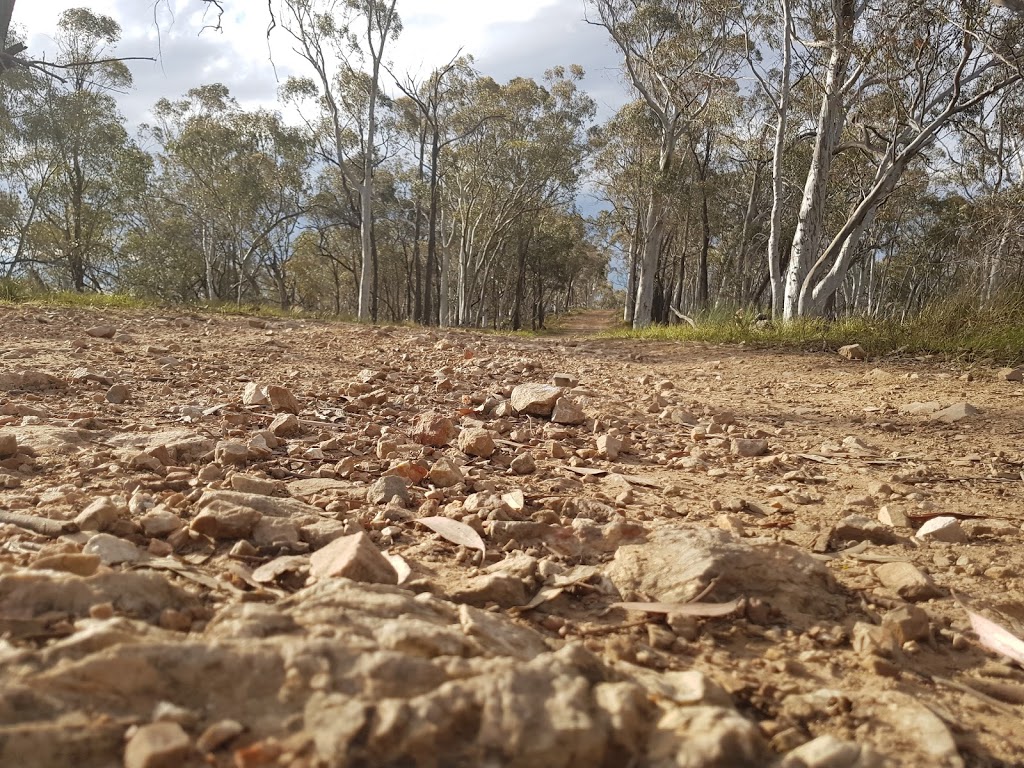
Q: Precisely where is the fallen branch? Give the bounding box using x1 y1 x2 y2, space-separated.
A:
0 511 77 537
670 307 698 329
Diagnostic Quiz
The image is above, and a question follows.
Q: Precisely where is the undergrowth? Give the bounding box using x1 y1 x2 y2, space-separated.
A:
606 295 1024 367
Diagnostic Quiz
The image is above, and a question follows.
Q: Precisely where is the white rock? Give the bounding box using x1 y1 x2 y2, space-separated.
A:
915 515 968 543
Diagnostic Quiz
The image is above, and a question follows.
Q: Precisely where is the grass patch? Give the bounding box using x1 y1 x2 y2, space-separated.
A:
606 296 1024 367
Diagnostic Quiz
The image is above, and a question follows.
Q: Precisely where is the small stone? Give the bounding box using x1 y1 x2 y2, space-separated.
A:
932 402 980 424
998 367 1023 382
510 452 536 475
844 493 874 508
852 621 899 658
411 411 457 447
552 373 577 387
85 324 116 339
875 561 943 601
124 722 192 768
877 506 910 528
83 533 142 565
252 517 301 547
551 397 585 425
838 344 866 360
510 383 563 417
781 734 878 768
229 474 280 496
140 508 183 538
0 432 16 458
367 475 410 506
451 572 528 607
196 720 245 753
215 441 249 466
458 427 496 458
899 401 941 416
268 413 300 437
190 505 262 540
597 434 623 461
833 514 904 545
242 382 269 406
428 457 463 488
882 604 930 644
731 438 769 457
31 552 101 576
267 385 300 415
916 516 968 543
309 531 398 584
75 496 123 532
105 384 130 404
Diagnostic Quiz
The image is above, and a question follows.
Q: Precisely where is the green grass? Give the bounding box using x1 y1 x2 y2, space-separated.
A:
606 296 1024 367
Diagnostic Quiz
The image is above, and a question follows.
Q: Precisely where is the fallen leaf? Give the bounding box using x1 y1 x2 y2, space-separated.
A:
961 601 1024 666
502 490 525 511
416 516 486 562
610 599 744 618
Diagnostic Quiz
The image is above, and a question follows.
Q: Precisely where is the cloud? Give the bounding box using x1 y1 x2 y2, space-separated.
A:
13 0 630 130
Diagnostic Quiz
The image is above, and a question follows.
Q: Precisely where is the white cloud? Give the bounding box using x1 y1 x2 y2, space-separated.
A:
11 0 626 127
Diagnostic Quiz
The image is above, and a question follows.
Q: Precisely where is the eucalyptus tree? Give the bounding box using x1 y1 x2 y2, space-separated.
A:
11 9 149 291
139 85 311 303
587 0 744 327
777 0 1024 318
276 0 400 322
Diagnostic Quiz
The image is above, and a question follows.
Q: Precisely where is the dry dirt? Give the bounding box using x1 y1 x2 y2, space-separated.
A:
1 303 1024 768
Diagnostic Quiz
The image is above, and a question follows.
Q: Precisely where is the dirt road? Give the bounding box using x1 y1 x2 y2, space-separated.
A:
1 304 1023 767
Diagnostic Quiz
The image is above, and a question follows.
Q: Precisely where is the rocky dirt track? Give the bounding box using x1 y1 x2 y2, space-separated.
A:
1 304 1024 768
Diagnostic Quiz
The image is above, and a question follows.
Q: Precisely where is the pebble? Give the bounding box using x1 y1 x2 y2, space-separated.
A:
874 561 943 601
510 452 536 475
309 531 398 584
83 533 143 565
932 402 980 424
915 516 968 544
124 722 192 768
85 324 117 339
510 383 563 416
411 411 457 447
838 344 866 360
597 434 623 461
732 438 769 457
367 475 410 506
0 432 16 458
105 384 130 404
551 397 585 425
458 427 496 458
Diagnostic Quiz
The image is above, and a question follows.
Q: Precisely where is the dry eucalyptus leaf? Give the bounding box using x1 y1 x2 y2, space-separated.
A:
416 516 486 562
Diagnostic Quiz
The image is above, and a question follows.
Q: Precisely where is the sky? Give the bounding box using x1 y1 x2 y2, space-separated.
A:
13 0 629 129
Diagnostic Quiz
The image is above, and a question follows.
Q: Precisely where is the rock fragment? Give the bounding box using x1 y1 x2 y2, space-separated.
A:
838 344 866 360
597 434 623 461
510 383 563 417
83 533 143 565
309 531 398 584
190 504 261 540
915 516 968 543
731 438 769 457
267 385 301 415
105 384 130 404
875 561 943 601
85 324 117 339
428 458 463 488
124 722 192 768
0 432 16 458
551 397 585 425
781 734 882 768
932 402 980 424
458 427 496 458
998 367 1023 382
411 411 457 447
367 475 410 506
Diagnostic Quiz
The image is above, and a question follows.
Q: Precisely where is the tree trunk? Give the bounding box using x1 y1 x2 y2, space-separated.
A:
0 0 13 53
767 0 792 317
633 136 674 327
623 209 641 324
783 8 853 319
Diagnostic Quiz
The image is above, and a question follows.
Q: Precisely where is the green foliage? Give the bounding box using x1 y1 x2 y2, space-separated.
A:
606 293 1024 366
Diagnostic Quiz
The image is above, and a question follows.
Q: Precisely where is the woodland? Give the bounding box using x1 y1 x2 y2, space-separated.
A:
1 0 1024 330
